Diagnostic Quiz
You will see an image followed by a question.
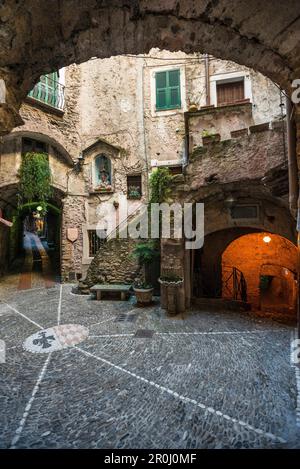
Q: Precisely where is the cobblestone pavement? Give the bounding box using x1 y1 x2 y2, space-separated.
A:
0 281 299 449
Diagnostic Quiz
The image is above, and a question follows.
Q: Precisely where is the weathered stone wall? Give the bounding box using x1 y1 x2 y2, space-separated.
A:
61 195 86 281
84 237 140 287
185 126 286 191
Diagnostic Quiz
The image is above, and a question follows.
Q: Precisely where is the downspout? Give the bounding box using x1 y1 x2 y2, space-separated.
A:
204 54 210 106
286 96 298 217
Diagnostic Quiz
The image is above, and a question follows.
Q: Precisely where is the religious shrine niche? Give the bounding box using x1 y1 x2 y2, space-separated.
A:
94 154 113 192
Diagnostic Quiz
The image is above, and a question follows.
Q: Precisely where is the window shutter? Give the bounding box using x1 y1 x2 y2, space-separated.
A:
217 80 244 105
155 69 181 110
157 88 167 109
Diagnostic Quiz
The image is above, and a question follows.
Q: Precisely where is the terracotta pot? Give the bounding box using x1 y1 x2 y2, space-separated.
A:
133 287 154 305
202 133 221 145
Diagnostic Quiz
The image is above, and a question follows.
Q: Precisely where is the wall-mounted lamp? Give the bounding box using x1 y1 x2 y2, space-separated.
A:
75 153 85 172
224 194 236 208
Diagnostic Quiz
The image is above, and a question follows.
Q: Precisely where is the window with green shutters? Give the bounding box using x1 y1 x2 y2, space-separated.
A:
155 69 181 111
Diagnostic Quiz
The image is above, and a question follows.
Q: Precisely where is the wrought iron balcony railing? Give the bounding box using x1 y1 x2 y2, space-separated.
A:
28 75 65 112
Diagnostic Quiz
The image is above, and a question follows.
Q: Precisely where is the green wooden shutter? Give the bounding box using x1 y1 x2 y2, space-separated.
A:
168 69 181 107
155 69 181 110
156 71 167 110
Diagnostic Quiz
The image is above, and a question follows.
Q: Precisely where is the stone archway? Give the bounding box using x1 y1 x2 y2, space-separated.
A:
221 232 298 317
1 1 300 134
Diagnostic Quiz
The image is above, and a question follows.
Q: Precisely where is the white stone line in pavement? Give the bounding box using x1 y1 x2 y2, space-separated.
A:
75 346 286 445
10 352 52 448
89 334 134 338
57 284 63 326
290 329 300 428
156 330 287 336
88 317 117 327
87 329 287 339
1 302 43 330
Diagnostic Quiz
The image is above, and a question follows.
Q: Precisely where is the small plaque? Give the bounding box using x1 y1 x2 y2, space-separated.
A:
67 227 78 242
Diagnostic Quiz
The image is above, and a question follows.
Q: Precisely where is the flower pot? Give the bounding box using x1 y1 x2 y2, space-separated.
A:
202 133 221 145
133 287 154 305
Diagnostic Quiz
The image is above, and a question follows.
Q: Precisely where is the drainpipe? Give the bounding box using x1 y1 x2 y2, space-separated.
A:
286 97 298 217
204 54 210 106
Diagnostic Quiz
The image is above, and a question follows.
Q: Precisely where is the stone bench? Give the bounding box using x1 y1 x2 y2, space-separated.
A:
90 284 132 301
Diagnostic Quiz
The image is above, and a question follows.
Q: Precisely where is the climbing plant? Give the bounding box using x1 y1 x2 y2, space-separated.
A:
149 167 173 203
18 152 52 212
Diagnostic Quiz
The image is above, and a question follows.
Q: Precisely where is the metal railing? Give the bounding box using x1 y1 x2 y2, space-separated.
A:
28 76 65 111
222 265 247 302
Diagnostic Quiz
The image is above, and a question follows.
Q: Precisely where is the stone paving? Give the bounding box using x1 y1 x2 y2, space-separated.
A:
0 280 300 449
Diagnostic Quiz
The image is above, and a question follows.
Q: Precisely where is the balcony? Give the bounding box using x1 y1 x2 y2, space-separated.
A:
27 74 65 113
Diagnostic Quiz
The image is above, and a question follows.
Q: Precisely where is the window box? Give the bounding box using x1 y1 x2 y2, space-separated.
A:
202 133 221 145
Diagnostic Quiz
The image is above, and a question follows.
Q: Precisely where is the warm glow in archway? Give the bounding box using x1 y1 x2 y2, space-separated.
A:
221 232 298 316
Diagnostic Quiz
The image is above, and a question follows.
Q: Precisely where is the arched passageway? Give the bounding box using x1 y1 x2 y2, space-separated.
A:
0 186 63 289
1 1 300 134
221 232 298 318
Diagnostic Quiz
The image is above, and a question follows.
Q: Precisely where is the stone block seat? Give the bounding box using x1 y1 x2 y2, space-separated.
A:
90 284 132 301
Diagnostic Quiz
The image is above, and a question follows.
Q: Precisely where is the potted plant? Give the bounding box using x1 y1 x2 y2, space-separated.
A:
202 129 221 145
128 185 141 199
131 241 158 305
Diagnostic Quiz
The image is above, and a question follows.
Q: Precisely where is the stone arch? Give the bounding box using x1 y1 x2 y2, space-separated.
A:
6 130 74 165
1 1 300 133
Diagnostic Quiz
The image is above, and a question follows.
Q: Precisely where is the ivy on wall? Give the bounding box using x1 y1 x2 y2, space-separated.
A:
18 152 52 211
149 167 173 204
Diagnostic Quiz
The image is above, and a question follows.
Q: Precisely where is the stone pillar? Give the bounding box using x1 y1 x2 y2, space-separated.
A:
160 238 186 314
61 195 86 281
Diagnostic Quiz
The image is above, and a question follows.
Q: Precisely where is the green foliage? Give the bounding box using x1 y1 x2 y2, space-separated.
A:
131 241 159 267
149 167 173 203
202 129 214 137
19 152 52 205
128 185 141 199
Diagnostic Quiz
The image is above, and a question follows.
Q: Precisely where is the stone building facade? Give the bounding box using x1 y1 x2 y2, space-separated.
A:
0 50 289 294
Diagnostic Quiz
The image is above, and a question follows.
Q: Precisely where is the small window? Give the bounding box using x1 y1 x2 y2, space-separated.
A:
88 230 106 257
217 79 244 106
94 154 112 192
127 175 142 199
22 138 48 155
155 69 181 111
230 205 258 220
